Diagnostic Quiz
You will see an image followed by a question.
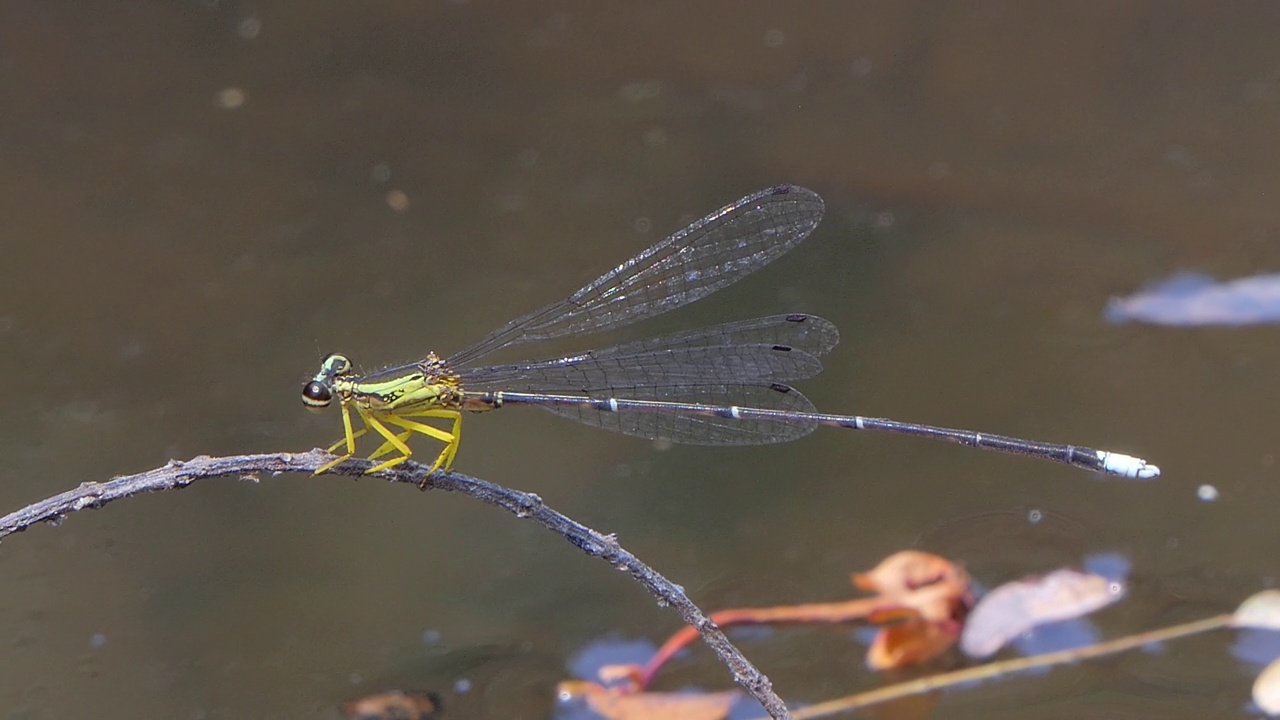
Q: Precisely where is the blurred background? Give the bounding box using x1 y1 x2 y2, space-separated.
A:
1 2 1278 717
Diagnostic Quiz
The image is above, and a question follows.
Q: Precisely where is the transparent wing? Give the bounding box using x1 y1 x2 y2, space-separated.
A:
585 313 839 359
447 185 824 367
457 314 837 392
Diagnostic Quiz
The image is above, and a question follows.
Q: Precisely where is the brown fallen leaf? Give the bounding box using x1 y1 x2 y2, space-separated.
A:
855 550 964 594
559 679 740 720
960 568 1124 658
856 550 973 625
637 551 972 684
597 662 645 690
866 615 962 671
342 689 440 720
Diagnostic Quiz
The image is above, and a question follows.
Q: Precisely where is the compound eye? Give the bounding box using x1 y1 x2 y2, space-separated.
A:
322 353 352 375
301 381 332 408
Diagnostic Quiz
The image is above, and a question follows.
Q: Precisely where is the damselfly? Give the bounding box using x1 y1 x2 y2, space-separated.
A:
302 185 1158 479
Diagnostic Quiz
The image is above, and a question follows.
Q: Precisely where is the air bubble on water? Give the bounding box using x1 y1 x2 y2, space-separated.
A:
237 17 261 39
215 87 245 109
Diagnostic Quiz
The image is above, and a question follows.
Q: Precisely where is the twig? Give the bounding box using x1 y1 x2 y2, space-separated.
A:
774 613 1235 720
0 451 792 720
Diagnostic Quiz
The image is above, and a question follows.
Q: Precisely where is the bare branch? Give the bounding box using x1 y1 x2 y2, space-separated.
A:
0 451 791 719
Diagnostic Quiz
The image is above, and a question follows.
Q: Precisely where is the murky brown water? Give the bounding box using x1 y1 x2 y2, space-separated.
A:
2 3 1278 718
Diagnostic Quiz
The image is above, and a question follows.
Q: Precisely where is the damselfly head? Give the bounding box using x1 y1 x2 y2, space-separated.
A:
301 353 352 410
301 380 331 410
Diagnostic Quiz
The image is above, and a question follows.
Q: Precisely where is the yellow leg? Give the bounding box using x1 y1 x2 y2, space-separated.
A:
316 404 464 478
315 401 360 475
360 412 420 473
378 411 461 474
393 409 464 470
368 430 413 461
434 410 464 469
327 426 368 454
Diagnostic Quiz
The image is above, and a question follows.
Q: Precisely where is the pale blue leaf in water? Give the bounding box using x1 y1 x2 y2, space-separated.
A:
960 568 1124 658
565 636 657 681
1106 271 1280 326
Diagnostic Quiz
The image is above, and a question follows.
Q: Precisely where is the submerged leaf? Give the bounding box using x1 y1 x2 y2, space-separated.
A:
961 569 1124 658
